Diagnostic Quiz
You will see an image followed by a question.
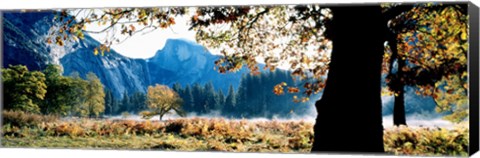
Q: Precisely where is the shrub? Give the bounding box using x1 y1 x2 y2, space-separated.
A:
1 110 58 127
384 125 469 156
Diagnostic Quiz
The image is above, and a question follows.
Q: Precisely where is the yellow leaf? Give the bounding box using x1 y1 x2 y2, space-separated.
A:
94 48 99 55
461 31 467 40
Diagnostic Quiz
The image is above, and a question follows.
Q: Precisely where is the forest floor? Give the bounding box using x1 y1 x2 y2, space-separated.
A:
1 110 470 156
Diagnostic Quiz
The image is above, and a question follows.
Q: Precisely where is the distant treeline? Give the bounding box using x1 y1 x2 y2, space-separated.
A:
104 69 315 118
103 89 147 115
173 69 315 119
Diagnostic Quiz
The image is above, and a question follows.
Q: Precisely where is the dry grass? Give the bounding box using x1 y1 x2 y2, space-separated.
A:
1 110 58 127
1 111 469 156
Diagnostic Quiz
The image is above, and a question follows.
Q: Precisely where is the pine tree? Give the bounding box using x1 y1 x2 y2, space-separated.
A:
235 76 248 118
192 83 205 114
183 85 194 113
104 89 113 115
172 82 183 94
224 84 236 117
204 82 216 114
121 91 130 113
112 99 120 115
130 92 147 113
215 89 225 112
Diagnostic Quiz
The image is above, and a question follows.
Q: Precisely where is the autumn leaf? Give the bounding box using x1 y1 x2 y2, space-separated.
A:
93 48 99 55
129 24 136 32
168 17 176 25
192 15 199 22
273 83 287 95
287 87 300 93
56 40 64 46
447 89 454 94
46 38 52 44
460 31 467 40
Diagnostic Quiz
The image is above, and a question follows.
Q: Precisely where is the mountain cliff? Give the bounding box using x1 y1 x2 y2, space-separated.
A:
147 39 245 92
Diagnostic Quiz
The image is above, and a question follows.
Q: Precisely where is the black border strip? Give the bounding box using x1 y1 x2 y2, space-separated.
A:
469 1 479 156
0 10 4 147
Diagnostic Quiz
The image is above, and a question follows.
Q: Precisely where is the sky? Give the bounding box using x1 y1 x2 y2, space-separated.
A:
82 9 197 59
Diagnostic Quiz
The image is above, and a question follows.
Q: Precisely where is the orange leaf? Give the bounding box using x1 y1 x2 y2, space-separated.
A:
287 87 300 93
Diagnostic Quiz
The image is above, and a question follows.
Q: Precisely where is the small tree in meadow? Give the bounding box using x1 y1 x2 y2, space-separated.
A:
145 84 185 121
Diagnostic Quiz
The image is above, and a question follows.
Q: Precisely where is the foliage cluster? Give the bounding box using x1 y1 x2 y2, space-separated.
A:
2 65 47 113
381 3 469 123
2 64 105 117
144 84 185 120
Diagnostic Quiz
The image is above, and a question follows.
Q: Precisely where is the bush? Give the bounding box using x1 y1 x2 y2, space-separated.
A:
1 110 58 127
384 125 469 156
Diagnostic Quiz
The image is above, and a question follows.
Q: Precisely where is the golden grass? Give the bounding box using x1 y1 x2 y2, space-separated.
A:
1 111 469 156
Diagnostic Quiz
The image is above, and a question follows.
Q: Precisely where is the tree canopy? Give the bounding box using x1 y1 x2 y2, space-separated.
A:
144 84 185 120
2 65 47 113
381 3 469 122
84 72 106 117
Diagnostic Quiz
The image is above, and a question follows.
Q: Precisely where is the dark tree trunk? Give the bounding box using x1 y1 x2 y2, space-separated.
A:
311 6 386 153
393 58 407 126
387 31 407 126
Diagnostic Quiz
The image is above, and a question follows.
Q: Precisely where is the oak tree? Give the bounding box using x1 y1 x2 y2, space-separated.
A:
381 3 468 125
144 84 185 121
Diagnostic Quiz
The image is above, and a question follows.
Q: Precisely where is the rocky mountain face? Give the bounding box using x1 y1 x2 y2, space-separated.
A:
2 12 54 70
59 35 152 98
146 39 246 92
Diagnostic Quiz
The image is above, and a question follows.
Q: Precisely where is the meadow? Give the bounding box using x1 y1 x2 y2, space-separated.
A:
1 110 469 156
